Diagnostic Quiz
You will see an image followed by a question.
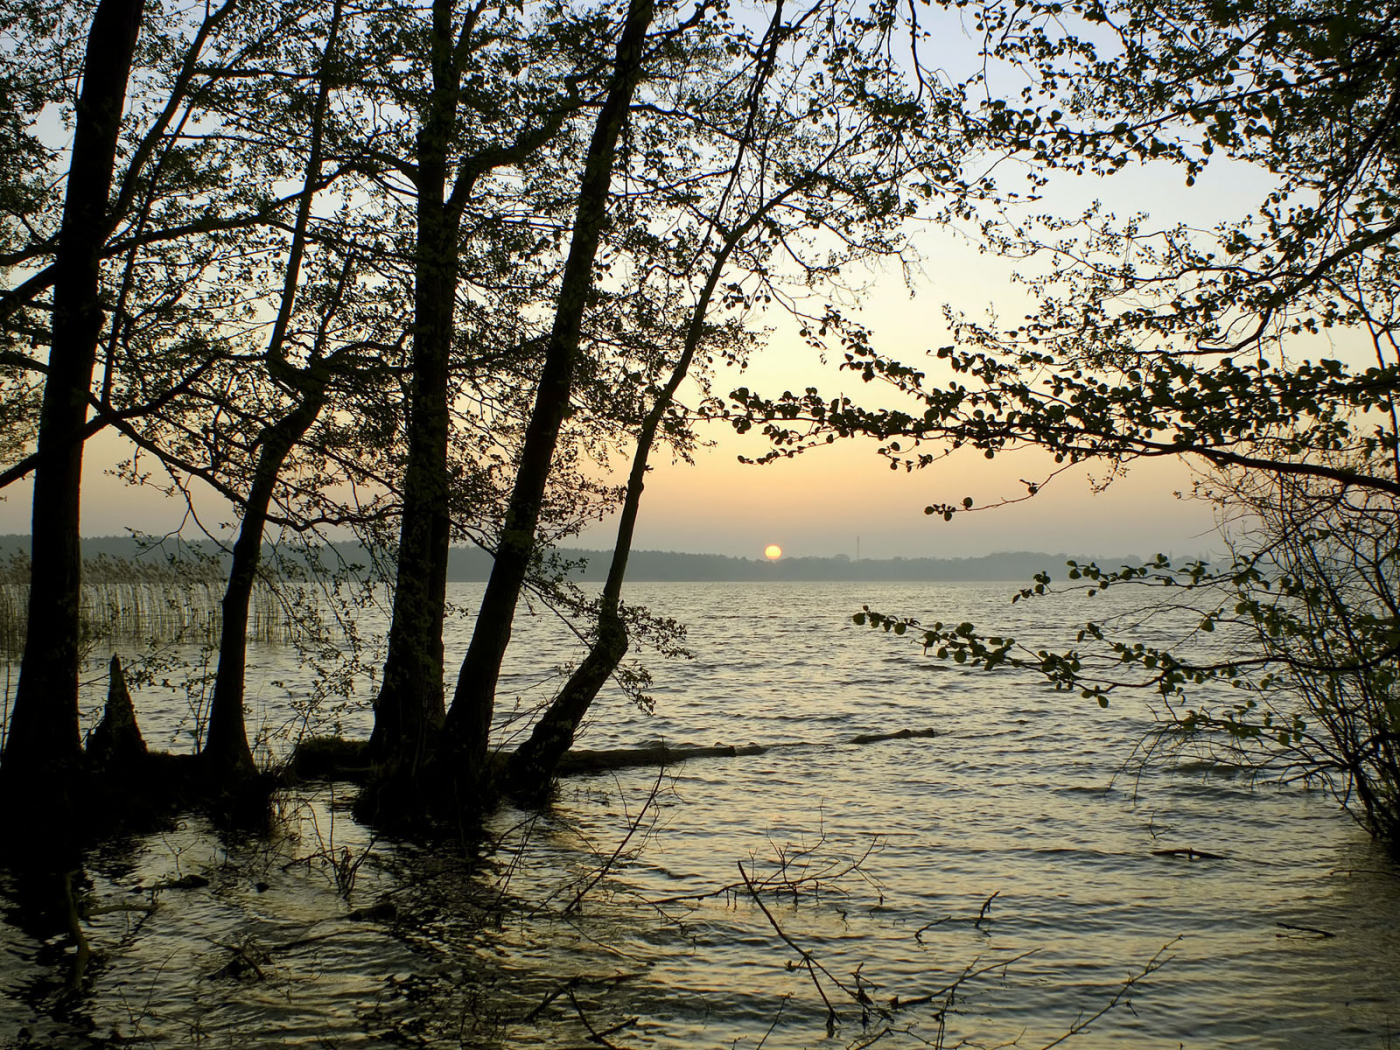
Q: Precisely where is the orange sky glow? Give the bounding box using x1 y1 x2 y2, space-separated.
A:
0 159 1288 562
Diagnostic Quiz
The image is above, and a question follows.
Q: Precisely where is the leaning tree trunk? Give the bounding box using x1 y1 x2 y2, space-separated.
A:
203 393 326 777
203 0 342 782
446 0 657 785
498 6 804 797
502 199 771 796
0 0 144 843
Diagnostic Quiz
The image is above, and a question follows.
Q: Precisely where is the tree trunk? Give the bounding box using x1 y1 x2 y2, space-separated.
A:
368 1 581 798
446 0 656 783
203 393 326 777
203 0 342 782
369 0 462 773
87 654 147 774
0 0 144 836
502 199 761 796
503 607 627 798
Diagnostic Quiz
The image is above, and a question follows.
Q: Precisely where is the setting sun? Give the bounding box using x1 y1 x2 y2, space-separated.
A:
763 544 783 560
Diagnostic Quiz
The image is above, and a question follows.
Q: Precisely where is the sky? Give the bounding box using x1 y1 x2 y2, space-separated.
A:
574 440 1221 560
0 31 1290 564
568 261 1225 561
0 204 1227 563
0 358 1223 563
568 156 1278 562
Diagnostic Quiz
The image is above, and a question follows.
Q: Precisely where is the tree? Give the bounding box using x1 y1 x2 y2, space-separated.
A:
0 0 1063 835
727 0 1400 846
364 0 598 780
201 0 350 778
1201 461 1400 842
0 0 395 826
497 0 970 795
444 0 658 784
0 0 146 837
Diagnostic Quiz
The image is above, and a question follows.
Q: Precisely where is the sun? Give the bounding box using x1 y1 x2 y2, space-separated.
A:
764 544 783 561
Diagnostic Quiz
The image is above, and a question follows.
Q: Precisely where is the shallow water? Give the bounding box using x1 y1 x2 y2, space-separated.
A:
2 580 1398 1049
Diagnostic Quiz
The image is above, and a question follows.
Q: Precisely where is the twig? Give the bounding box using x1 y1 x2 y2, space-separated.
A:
564 764 667 915
643 834 882 908
522 973 644 1023
754 993 790 1050
63 871 92 989
565 986 636 1049
900 950 1039 1010
524 977 579 1023
205 937 268 981
738 858 856 1034
1276 922 1335 938
849 1026 895 1050
974 890 999 929
914 917 949 943
1036 936 1179 1050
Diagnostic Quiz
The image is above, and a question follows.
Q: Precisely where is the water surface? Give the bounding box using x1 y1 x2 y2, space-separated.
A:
2 581 1397 1048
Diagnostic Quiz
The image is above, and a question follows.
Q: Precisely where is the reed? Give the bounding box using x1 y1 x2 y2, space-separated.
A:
0 553 295 657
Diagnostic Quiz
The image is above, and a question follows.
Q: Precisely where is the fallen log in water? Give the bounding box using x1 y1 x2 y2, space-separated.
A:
1151 847 1227 861
848 727 938 745
554 743 769 775
550 726 939 775
290 736 373 783
289 726 941 783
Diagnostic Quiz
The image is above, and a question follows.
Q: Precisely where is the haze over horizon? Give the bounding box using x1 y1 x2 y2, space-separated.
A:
0 448 1219 563
0 418 1222 562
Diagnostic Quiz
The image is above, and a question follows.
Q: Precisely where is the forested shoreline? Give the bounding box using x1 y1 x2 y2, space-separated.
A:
0 0 1393 853
0 535 1154 582
2 0 1399 1039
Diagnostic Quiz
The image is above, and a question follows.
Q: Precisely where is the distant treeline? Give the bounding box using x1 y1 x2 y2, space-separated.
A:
0 535 1157 583
549 548 1150 582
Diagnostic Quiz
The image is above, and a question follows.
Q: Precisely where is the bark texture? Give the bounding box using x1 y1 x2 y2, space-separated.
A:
1 0 144 827
369 0 464 772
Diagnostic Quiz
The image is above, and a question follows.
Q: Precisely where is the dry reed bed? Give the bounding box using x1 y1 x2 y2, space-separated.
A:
0 554 292 655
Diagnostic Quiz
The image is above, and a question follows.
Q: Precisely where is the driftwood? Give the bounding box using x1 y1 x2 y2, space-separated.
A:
290 725 941 784
848 727 937 745
553 728 939 776
1276 921 1335 938
290 736 373 782
555 743 769 776
1151 847 1227 861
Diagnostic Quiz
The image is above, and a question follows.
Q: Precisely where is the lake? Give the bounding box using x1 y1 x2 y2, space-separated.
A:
2 580 1398 1048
